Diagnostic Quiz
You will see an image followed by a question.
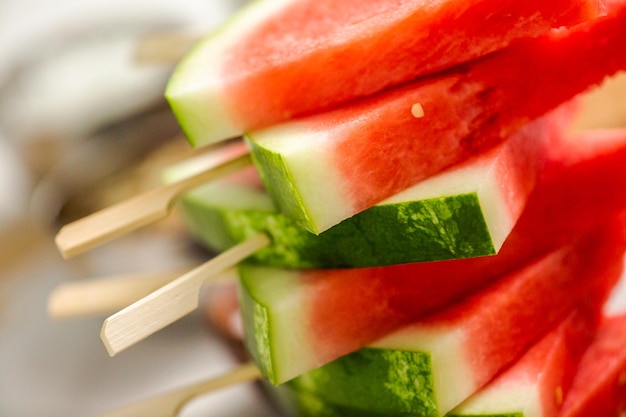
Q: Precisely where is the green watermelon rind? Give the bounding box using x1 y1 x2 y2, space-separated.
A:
177 193 238 252
238 264 317 384
239 276 275 382
269 385 419 417
174 172 274 252
244 136 316 231
181 187 495 268
287 347 437 415
266 343 525 417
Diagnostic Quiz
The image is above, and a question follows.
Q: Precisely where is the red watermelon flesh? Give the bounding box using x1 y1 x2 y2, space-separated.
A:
223 0 603 134
248 0 626 233
448 297 604 417
558 314 626 417
166 0 604 146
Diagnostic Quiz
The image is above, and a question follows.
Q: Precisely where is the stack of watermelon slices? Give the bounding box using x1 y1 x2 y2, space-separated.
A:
169 0 626 234
163 0 626 416
165 104 572 268
181 110 626 416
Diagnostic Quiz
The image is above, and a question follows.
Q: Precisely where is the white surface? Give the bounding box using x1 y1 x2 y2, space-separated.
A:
0 1 278 416
0 0 247 143
0 132 31 229
0 228 277 417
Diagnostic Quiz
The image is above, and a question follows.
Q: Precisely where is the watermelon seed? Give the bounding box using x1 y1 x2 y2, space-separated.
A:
411 103 425 119
554 385 563 406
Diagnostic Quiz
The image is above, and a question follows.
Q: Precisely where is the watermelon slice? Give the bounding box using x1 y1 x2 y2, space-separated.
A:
447 306 602 417
237 124 626 385
247 2 626 233
170 107 562 268
272 299 607 417
239 224 626 387
165 0 603 146
557 314 626 417
245 225 623 409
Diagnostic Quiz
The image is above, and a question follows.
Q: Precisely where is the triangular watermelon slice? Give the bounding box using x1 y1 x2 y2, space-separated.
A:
247 1 626 233
240 223 626 387
272 293 610 417
237 125 626 385
254 225 623 417
168 105 569 268
165 0 603 146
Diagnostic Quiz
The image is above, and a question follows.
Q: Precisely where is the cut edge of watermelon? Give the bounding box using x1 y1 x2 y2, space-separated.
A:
238 265 318 385
166 0 298 146
382 146 519 254
245 127 349 234
372 326 475 415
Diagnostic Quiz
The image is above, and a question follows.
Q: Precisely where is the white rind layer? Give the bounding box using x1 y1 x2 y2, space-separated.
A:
166 0 298 146
476 170 515 254
240 267 316 384
450 381 540 416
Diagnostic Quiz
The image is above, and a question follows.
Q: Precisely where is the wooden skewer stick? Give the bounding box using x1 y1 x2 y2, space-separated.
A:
55 153 252 259
101 233 270 356
47 267 239 319
48 270 186 319
134 31 203 65
95 362 261 417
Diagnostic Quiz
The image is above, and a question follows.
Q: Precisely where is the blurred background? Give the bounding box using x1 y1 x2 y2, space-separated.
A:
0 1 278 416
1 1 626 417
